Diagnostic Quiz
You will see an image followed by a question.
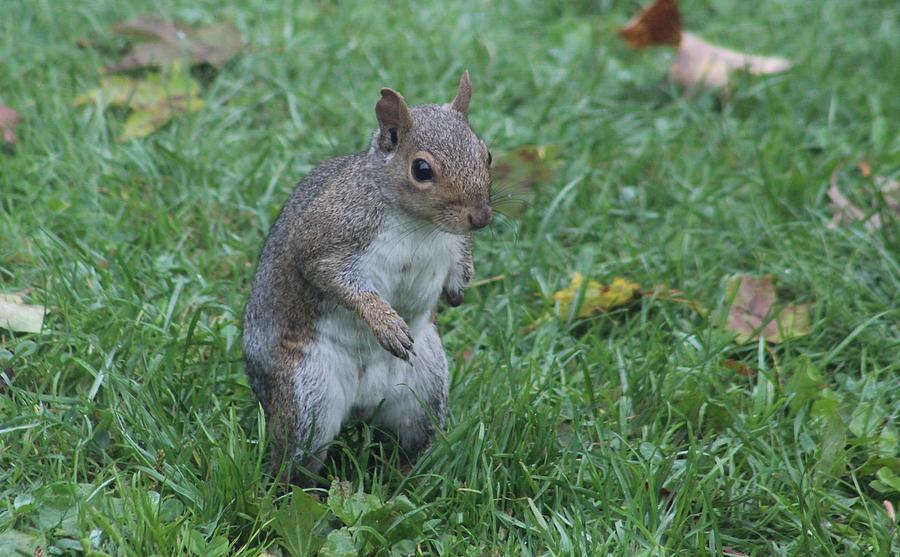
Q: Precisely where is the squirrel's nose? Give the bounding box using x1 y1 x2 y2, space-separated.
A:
467 206 492 230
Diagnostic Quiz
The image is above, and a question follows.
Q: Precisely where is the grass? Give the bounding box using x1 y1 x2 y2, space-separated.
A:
1 0 899 555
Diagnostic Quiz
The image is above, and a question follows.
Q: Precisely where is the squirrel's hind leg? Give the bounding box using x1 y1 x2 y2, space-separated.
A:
370 322 449 458
267 349 349 485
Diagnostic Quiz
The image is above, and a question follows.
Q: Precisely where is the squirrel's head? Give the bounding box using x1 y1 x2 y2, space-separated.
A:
371 71 492 234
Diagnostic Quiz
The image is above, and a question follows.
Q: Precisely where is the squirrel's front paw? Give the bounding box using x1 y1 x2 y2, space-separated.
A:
371 310 414 360
442 288 464 307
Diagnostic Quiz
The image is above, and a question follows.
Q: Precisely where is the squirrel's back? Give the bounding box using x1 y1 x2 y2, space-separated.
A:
243 152 384 402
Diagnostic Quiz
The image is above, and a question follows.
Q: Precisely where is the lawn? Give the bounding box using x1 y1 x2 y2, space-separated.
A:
1 0 898 555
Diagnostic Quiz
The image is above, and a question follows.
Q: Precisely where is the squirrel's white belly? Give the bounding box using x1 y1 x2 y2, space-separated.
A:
363 214 462 316
310 215 462 423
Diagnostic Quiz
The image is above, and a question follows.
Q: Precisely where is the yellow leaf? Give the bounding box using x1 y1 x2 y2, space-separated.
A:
768 303 812 344
552 273 641 318
73 76 139 107
76 63 205 141
120 106 175 141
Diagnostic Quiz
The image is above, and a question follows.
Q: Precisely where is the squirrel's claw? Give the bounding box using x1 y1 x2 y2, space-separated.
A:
371 309 414 361
383 334 412 361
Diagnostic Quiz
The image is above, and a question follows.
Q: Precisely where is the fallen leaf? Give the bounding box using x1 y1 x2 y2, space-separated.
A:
75 63 204 141
857 160 872 178
191 23 243 65
828 178 870 229
644 285 707 316
121 100 188 141
724 359 757 377
671 32 791 90
105 15 242 72
0 105 21 145
73 75 141 107
874 174 900 212
553 273 641 319
491 145 561 218
0 294 45 334
828 163 900 232
619 0 791 89
885 500 896 522
723 548 750 557
619 0 681 48
719 274 811 344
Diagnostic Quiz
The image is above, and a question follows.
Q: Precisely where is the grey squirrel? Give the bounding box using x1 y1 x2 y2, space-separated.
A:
242 71 492 481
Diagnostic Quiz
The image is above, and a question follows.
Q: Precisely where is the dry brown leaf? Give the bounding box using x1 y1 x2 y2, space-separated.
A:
828 163 900 232
875 175 900 213
619 0 791 89
828 181 869 230
0 294 45 334
619 0 681 48
0 105 21 145
724 358 757 377
857 160 872 178
105 15 242 73
723 548 750 557
719 274 811 344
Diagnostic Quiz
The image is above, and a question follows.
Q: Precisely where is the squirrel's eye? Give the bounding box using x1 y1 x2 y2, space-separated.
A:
487 151 492 166
411 158 434 181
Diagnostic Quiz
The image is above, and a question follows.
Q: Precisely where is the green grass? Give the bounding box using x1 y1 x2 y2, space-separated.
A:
2 0 899 555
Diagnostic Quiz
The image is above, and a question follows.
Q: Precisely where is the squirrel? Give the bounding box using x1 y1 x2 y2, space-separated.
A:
242 71 492 482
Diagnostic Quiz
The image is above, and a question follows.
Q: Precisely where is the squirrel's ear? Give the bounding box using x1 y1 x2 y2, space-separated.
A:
449 70 472 116
376 88 413 137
